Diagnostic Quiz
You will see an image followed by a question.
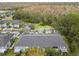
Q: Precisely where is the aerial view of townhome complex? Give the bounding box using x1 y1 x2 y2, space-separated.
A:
0 2 79 56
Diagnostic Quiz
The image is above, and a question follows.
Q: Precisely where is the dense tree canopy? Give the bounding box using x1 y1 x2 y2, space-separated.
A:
56 13 79 55
13 8 56 25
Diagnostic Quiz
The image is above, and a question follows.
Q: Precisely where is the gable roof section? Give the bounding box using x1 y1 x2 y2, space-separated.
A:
15 33 68 49
0 33 13 47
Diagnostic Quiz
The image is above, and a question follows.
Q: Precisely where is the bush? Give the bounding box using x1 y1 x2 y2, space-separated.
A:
45 48 60 56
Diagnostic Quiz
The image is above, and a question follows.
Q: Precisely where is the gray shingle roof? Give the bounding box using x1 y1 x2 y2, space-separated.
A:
0 20 20 24
0 33 13 47
15 33 68 49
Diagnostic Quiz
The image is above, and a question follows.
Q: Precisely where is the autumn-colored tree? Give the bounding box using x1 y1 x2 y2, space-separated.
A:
25 48 46 56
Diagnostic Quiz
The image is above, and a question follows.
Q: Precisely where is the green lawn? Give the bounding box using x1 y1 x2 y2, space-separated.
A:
34 23 53 30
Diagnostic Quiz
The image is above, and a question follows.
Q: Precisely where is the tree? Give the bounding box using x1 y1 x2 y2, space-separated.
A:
13 8 56 25
25 48 46 56
56 13 79 54
45 48 60 56
4 49 15 56
69 41 78 54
